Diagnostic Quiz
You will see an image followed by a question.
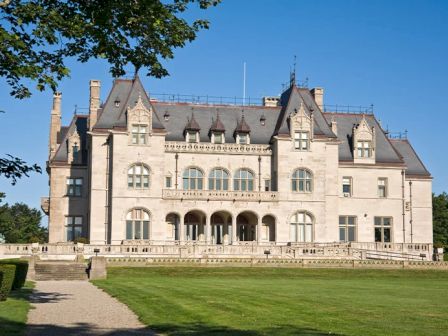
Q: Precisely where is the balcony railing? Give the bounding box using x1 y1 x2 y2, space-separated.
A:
165 141 272 156
162 189 279 202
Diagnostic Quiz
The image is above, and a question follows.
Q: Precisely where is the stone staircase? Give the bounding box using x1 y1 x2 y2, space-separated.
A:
34 261 88 281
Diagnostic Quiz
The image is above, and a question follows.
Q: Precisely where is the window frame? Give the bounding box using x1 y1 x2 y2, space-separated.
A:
378 177 388 198
342 176 352 197
186 131 199 143
356 140 372 158
127 163 150 189
233 168 255 191
182 167 204 190
237 133 249 145
66 177 83 197
131 124 148 145
125 208 150 240
294 131 310 151
339 215 357 242
291 168 313 193
290 211 314 243
374 216 393 243
208 168 230 191
65 215 83 242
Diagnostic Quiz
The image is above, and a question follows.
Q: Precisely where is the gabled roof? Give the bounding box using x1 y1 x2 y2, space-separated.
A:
323 113 403 164
94 76 164 130
275 85 336 138
390 139 431 176
210 113 226 132
52 115 88 164
184 113 201 132
235 114 251 134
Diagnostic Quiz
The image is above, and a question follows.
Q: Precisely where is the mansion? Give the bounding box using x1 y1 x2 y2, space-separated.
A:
41 76 432 246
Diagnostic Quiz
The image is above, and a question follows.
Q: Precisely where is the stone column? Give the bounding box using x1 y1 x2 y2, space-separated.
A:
179 215 185 244
232 216 237 244
257 217 262 243
205 215 211 244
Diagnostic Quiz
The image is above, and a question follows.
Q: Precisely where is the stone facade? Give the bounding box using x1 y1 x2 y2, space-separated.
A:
42 76 432 249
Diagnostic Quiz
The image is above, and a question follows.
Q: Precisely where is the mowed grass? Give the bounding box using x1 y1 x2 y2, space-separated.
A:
0 281 34 336
93 267 448 336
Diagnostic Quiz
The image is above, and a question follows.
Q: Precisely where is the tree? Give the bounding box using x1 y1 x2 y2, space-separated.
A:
0 0 220 98
0 197 47 243
0 155 42 185
433 192 448 247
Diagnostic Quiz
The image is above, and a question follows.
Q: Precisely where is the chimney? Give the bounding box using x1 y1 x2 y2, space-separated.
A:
49 92 62 159
262 96 280 107
89 80 101 130
310 87 324 111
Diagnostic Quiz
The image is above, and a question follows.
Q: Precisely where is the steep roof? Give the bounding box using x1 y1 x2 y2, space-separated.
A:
390 139 431 176
323 113 403 164
184 113 201 132
94 76 164 130
210 112 226 132
235 114 251 134
52 115 88 164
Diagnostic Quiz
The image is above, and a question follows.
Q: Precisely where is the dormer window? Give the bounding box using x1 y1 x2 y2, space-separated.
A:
187 131 199 143
72 143 79 162
114 97 120 107
357 140 372 158
237 133 249 144
213 132 224 144
131 124 147 145
294 131 309 150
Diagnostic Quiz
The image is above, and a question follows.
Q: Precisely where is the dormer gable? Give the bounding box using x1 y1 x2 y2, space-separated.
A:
184 112 200 143
352 115 376 164
234 113 251 144
210 112 226 144
127 94 152 145
289 101 314 150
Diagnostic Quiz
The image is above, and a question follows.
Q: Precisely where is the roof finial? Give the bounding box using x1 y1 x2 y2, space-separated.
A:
290 55 297 87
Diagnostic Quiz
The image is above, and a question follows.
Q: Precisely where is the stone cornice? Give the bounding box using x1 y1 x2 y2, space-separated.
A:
164 141 272 156
162 189 278 202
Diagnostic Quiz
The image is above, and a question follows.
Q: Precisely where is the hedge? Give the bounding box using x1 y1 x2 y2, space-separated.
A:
0 259 29 290
0 264 16 301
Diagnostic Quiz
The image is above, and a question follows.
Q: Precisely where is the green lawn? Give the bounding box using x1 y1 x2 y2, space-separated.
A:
92 267 448 336
0 282 34 336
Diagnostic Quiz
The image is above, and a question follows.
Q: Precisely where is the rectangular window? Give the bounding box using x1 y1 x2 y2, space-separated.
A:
214 133 223 144
339 216 357 242
66 216 83 241
264 179 271 191
131 124 147 144
165 176 172 188
357 141 372 158
374 216 392 243
66 178 82 196
294 131 309 150
187 131 197 143
239 134 248 144
342 177 352 197
378 178 388 198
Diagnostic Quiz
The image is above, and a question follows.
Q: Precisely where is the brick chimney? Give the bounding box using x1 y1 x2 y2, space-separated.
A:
310 87 324 111
49 92 62 159
89 80 101 130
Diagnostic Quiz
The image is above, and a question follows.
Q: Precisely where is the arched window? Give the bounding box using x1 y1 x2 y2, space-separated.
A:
291 169 313 192
209 168 229 190
234 169 254 191
126 208 150 240
128 164 150 188
183 167 203 190
290 211 313 242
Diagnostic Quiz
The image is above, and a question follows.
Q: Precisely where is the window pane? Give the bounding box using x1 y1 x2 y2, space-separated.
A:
348 216 355 225
305 224 312 242
209 178 214 190
216 179 221 190
241 180 247 191
339 227 346 242
75 179 82 185
374 228 382 242
383 228 391 242
290 224 297 242
126 221 133 239
248 180 253 191
223 179 228 190
374 217 381 226
143 176 149 188
74 217 82 225
166 177 171 188
198 179 203 190
383 218 391 226
183 178 188 190
299 181 304 191
143 221 149 239
339 216 346 225
134 221 141 239
348 226 355 242
292 180 297 191
66 227 74 242
74 227 82 239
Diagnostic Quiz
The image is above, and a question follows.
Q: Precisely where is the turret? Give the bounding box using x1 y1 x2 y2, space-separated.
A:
49 92 62 159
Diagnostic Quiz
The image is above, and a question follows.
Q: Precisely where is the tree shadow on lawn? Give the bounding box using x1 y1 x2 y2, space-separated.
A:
0 317 345 336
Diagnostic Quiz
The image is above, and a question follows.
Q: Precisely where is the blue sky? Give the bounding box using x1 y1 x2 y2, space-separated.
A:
0 0 447 219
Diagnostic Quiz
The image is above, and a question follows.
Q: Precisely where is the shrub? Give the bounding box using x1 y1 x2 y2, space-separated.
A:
74 237 89 244
0 264 16 301
0 259 29 290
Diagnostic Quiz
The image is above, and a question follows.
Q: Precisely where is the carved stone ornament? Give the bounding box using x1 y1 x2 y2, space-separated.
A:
289 101 314 139
67 128 81 164
127 94 152 134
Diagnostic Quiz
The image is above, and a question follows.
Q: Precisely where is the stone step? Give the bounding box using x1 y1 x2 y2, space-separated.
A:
34 262 88 281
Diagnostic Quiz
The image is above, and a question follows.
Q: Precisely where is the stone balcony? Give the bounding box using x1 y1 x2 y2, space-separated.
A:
162 189 279 202
41 197 50 215
165 141 272 156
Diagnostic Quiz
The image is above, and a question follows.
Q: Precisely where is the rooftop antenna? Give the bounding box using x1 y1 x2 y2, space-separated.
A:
290 55 297 87
243 62 246 106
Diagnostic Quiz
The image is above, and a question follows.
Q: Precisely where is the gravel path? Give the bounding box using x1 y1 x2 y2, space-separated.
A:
26 281 155 336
